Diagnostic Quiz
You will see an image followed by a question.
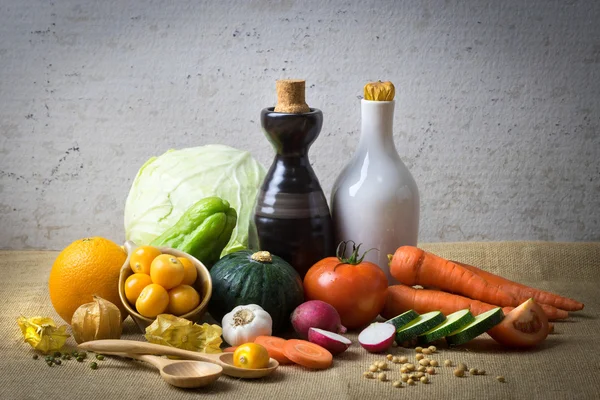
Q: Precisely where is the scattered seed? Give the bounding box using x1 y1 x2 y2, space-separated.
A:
53 351 61 358
46 361 53 367
469 368 478 375
363 371 373 379
415 346 423 353
496 376 505 383
420 376 429 384
32 354 39 360
422 348 432 355
407 378 415 385
378 372 387 381
415 353 425 361
78 352 87 359
428 346 437 353
454 369 465 377
369 364 378 372
76 357 84 363
400 366 408 373
392 380 402 388
90 362 98 370
430 360 439 367
479 370 486 375
62 354 71 360
417 366 426 373
427 367 435 375
72 351 79 357
53 359 61 365
406 363 416 371
419 359 430 366
416 372 425 379
398 356 408 363
386 354 393 361
401 373 409 382
45 356 54 362
392 356 400 363
96 354 105 361
380 362 388 370
457 362 467 371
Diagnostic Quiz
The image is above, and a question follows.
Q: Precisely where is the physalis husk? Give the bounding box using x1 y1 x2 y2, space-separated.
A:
364 81 395 101
145 314 223 353
17 316 70 353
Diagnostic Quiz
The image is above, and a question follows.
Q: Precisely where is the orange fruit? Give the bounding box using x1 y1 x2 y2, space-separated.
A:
129 245 162 275
177 256 197 286
150 254 184 289
167 285 200 316
124 273 153 304
136 283 169 318
48 237 127 324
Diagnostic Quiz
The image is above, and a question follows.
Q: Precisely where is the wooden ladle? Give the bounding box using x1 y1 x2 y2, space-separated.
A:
107 352 222 388
79 339 279 379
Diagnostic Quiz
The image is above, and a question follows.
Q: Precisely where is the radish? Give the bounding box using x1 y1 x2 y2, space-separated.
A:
308 327 352 355
358 322 396 353
290 300 347 339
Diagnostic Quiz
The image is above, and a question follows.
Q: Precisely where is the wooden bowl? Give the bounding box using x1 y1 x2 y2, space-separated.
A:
118 241 212 332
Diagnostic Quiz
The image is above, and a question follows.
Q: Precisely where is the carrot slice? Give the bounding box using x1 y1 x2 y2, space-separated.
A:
283 339 333 370
223 346 237 353
254 336 293 365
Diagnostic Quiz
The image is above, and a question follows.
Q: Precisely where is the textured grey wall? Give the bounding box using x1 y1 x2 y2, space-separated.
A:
1 0 599 250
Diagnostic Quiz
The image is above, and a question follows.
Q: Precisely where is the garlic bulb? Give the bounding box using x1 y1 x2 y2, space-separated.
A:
71 296 122 344
222 304 272 347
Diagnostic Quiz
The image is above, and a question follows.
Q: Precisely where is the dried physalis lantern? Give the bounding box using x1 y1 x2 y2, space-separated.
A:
363 81 395 101
71 296 122 344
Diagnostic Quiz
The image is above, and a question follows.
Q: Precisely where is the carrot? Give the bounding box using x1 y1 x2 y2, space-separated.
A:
382 284 513 319
254 336 293 365
454 261 583 311
382 284 568 321
283 339 333 370
389 246 522 309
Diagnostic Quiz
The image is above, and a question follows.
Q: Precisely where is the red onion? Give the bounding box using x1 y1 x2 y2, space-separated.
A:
290 300 347 339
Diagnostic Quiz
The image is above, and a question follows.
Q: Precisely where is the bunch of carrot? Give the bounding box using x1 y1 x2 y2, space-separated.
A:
382 246 584 321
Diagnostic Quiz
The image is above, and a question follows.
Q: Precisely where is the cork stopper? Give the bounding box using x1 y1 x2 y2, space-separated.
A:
274 79 310 113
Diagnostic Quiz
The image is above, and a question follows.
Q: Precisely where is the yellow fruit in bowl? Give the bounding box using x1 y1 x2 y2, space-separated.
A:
178 256 197 286
168 285 200 316
136 283 169 318
124 273 153 304
129 245 161 275
150 254 184 289
49 237 127 324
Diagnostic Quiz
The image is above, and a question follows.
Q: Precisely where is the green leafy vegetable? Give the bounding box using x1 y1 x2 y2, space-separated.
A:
124 145 266 256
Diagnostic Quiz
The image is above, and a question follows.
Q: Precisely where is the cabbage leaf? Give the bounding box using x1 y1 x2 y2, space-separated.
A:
124 145 265 256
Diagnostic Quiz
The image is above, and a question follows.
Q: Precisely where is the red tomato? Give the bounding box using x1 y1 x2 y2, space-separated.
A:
488 298 549 348
303 242 388 330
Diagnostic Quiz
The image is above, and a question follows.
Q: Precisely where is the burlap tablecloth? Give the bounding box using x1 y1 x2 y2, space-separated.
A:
2 242 598 400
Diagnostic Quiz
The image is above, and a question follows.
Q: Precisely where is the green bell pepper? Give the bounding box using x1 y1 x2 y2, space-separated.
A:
151 196 237 268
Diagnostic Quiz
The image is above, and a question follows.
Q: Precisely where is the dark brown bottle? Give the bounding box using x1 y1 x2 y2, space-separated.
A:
249 80 334 278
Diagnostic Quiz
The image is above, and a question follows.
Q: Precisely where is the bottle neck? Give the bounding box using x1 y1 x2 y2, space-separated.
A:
358 99 396 151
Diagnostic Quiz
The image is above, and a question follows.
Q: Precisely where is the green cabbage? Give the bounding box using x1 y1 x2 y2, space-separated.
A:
124 145 266 256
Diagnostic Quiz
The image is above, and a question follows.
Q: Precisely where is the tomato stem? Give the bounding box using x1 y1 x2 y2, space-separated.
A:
335 241 378 265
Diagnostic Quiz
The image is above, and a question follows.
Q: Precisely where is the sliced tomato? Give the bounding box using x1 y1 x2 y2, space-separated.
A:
488 298 549 348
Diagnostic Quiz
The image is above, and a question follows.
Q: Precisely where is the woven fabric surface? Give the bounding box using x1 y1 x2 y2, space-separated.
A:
1 242 598 400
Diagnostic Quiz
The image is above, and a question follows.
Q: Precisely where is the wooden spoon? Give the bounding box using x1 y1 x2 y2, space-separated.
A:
106 352 222 388
79 340 279 378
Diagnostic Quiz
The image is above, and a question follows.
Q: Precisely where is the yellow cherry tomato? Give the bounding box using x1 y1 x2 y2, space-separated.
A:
124 273 153 304
167 284 200 316
233 343 270 369
129 245 162 274
150 254 184 289
136 283 169 318
177 257 197 286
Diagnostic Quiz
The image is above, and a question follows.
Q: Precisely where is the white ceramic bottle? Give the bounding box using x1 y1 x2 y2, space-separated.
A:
330 87 419 284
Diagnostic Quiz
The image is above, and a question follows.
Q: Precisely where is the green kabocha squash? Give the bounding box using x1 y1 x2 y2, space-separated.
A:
208 250 304 333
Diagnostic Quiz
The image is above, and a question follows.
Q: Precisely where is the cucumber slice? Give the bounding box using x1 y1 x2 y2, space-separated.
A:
395 311 446 344
417 309 476 345
445 307 504 346
385 310 420 330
